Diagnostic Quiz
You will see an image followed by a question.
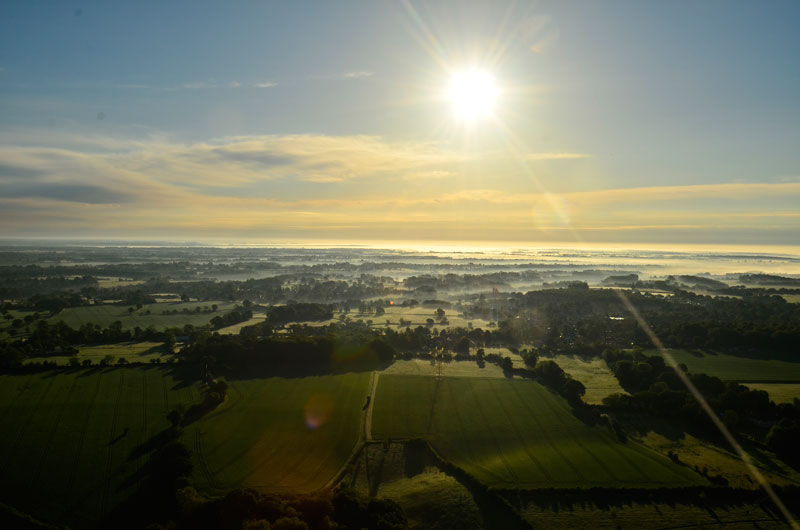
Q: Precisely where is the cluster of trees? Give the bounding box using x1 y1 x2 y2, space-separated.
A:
267 303 334 326
210 308 251 329
472 287 800 359
180 334 396 376
602 349 800 441
134 486 407 530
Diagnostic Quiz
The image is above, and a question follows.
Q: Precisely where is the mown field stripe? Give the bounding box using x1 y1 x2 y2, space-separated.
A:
436 377 510 484
100 371 125 517
487 379 564 483
508 379 611 483
0 374 33 428
63 371 104 509
463 379 521 484
30 374 80 488
0 374 56 476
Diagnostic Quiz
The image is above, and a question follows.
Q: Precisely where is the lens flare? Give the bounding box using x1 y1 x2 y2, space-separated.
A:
304 392 334 429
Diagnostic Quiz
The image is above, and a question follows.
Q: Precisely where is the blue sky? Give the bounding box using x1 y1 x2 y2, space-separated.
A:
1 0 799 245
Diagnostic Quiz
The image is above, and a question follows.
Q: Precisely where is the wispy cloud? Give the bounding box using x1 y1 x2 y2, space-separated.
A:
342 71 374 78
522 152 591 161
1 132 797 243
180 80 217 90
252 81 277 88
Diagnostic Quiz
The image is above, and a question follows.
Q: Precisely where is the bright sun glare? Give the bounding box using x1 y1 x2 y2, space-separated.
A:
446 70 498 122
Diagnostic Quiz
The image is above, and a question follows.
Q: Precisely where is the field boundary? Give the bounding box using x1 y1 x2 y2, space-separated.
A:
322 371 379 492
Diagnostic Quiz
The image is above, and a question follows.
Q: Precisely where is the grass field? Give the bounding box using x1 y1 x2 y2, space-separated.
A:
744 383 800 404
367 306 491 331
548 355 627 405
25 341 169 366
647 349 800 382
519 499 789 529
216 312 266 335
378 468 482 530
781 294 800 304
381 359 506 378
639 432 800 489
371 375 705 488
0 367 196 528
0 368 370 527
0 310 38 338
48 301 237 331
193 373 370 496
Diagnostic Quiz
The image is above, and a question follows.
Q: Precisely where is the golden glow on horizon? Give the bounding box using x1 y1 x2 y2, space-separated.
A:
446 70 498 121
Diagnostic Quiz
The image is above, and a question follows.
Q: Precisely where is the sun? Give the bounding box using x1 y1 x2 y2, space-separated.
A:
446 70 498 122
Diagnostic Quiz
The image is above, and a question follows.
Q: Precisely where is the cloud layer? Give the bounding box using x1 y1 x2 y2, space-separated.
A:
0 132 797 244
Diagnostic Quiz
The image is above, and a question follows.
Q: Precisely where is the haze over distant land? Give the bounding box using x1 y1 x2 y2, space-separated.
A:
1 1 798 245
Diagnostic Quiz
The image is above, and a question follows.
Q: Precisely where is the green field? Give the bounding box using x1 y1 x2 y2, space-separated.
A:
371 375 706 489
193 373 370 496
744 384 800 404
648 349 800 382
48 301 237 331
25 341 169 366
549 355 627 405
0 368 370 527
381 359 506 378
216 312 266 335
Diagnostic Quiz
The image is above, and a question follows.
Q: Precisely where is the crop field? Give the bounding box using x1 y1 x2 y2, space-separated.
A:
48 301 237 330
371 375 706 488
192 372 370 496
0 368 369 527
647 349 800 383
744 383 800 404
548 355 627 404
0 367 197 528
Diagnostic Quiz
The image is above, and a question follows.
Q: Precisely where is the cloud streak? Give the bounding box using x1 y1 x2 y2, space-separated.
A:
0 131 796 244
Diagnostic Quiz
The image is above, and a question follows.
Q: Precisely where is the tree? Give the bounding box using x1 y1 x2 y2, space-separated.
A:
562 378 586 403
455 336 470 356
100 354 115 366
167 408 184 428
271 517 308 530
164 331 177 353
436 308 446 320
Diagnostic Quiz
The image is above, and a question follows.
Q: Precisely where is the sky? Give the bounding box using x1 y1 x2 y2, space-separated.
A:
0 0 799 247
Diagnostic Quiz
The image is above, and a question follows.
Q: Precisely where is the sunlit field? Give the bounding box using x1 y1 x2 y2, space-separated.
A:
371 375 705 488
24 341 168 366
0 368 370 527
191 373 370 496
648 349 800 383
